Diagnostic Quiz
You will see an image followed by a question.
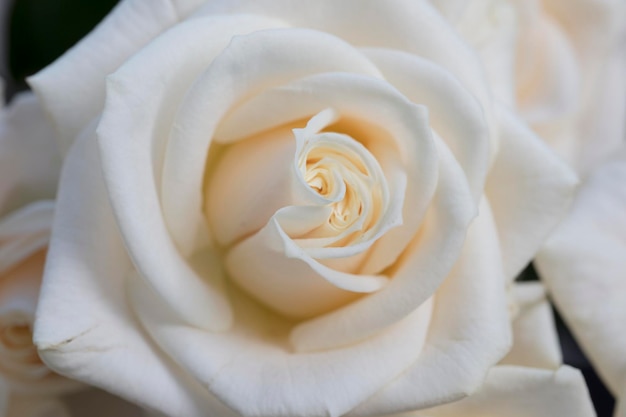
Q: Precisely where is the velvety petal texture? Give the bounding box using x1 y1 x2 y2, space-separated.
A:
31 0 585 415
34 132 237 417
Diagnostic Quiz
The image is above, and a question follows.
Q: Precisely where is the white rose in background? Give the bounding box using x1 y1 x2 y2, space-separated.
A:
0 86 77 416
31 1 577 416
432 0 626 176
536 150 626 417
432 1 626 414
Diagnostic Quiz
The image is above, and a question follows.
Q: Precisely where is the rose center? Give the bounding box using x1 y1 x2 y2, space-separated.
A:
293 110 389 246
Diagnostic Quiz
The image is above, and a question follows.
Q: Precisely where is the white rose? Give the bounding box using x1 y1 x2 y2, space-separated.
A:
31 1 577 416
0 88 77 415
432 0 626 176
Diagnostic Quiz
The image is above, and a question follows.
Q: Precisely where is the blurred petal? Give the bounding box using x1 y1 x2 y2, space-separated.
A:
196 0 492 118
0 93 61 217
225 207 388 319
536 151 626 396
0 201 53 275
415 366 595 417
486 106 577 280
499 282 562 369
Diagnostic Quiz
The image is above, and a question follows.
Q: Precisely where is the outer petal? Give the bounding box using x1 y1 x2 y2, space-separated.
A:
536 151 626 397
348 199 511 417
0 93 61 217
130 273 432 417
96 16 293 332
0 201 53 275
499 282 562 370
27 0 209 152
543 0 626 175
33 132 235 417
413 366 595 417
196 0 493 121
485 105 577 280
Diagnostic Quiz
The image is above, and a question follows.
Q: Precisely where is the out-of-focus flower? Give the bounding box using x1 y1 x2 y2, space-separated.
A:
0 83 75 416
432 0 626 176
432 2 626 414
536 150 626 416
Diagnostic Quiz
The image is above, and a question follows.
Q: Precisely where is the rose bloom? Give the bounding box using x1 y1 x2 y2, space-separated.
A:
31 1 585 416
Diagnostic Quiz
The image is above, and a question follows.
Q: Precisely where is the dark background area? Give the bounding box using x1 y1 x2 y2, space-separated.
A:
1 1 616 415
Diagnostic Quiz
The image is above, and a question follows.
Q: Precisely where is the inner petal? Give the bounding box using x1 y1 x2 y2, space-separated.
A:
290 110 390 249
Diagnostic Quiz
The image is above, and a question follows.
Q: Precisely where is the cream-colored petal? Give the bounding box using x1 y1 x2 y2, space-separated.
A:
196 0 493 121
98 16 292 332
216 71 438 277
499 282 562 369
536 151 626 397
0 201 53 275
486 105 577 280
130 272 432 417
413 366 595 417
164 28 381 254
0 93 60 217
206 127 296 247
362 48 490 202
34 132 234 417
27 0 209 152
291 138 475 353
347 199 510 417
